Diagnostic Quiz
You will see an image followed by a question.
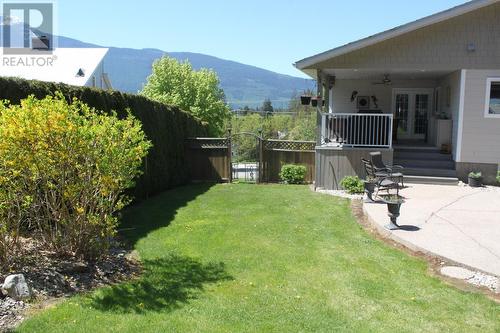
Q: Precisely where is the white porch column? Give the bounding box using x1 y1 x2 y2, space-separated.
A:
328 86 334 113
316 69 323 145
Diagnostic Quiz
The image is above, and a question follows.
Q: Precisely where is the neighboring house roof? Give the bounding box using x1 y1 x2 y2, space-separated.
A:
294 0 500 70
0 48 108 86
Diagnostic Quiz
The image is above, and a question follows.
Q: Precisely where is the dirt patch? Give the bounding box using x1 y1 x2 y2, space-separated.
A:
0 238 141 332
350 199 500 303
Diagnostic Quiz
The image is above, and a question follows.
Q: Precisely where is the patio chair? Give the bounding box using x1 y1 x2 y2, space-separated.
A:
361 158 400 199
369 152 404 187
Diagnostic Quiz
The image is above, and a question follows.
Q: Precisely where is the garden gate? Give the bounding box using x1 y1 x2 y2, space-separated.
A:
229 130 263 183
185 134 315 184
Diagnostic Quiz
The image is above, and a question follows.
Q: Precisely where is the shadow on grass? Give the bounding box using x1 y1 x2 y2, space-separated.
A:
119 183 215 247
87 253 233 314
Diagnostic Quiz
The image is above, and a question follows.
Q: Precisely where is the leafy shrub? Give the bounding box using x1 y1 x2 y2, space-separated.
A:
0 77 208 201
468 171 482 179
340 176 365 194
0 94 151 263
279 164 307 184
496 171 500 184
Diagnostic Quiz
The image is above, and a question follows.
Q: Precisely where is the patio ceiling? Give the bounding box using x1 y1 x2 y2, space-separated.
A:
322 68 454 80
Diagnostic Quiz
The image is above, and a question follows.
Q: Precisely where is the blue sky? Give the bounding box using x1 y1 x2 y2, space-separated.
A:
54 0 467 78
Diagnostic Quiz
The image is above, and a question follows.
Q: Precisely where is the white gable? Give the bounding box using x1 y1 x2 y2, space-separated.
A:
0 48 108 86
295 0 500 70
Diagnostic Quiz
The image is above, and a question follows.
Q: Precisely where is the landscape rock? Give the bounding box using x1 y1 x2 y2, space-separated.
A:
1 274 32 301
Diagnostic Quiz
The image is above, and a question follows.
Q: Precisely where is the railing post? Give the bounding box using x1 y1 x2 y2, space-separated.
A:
227 128 232 183
389 115 393 149
258 130 263 184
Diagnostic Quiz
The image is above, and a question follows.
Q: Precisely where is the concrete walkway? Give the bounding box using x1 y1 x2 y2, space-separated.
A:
363 184 500 277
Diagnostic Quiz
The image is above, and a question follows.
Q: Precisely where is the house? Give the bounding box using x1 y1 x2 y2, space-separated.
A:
294 0 500 189
0 48 112 89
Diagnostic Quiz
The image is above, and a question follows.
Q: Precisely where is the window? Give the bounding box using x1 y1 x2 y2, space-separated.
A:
485 78 500 118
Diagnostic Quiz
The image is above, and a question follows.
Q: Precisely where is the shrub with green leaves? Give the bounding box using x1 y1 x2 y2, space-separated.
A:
496 171 500 184
279 164 307 184
0 94 151 265
468 171 482 179
0 76 208 201
340 176 364 194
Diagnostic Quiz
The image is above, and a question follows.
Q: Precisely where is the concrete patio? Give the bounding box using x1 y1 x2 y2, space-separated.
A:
363 184 500 277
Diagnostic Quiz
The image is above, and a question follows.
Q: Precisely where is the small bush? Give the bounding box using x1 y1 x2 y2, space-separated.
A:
280 164 306 184
340 176 364 194
0 77 208 201
496 171 500 184
468 171 482 179
0 94 151 264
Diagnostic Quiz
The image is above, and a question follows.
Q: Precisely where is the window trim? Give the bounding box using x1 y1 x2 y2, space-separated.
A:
484 77 500 118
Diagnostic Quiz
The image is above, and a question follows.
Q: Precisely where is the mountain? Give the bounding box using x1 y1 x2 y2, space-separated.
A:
56 36 315 109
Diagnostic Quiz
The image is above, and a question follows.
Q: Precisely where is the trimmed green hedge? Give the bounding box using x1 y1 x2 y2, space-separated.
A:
0 77 208 200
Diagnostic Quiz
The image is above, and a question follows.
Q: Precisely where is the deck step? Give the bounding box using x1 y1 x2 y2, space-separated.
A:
393 146 441 152
394 159 455 169
403 175 459 186
394 151 453 161
403 167 457 178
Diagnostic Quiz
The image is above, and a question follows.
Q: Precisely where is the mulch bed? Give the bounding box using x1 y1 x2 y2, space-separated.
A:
0 238 141 332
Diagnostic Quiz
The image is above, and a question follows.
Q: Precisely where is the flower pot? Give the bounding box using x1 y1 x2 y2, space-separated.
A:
380 195 404 230
468 177 482 187
386 201 402 216
364 181 376 202
311 98 318 107
300 96 311 105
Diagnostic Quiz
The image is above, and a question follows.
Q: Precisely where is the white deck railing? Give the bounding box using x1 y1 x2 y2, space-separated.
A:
321 113 393 148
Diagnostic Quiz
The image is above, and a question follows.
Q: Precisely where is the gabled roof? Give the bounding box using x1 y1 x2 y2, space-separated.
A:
0 48 108 86
294 0 500 70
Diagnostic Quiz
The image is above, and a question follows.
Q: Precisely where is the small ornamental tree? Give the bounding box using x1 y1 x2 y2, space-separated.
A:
141 56 230 136
0 94 151 264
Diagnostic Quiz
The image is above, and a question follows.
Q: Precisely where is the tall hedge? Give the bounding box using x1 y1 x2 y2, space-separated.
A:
0 77 208 200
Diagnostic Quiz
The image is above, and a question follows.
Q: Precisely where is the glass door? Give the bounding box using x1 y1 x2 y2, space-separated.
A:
395 93 409 139
392 89 433 141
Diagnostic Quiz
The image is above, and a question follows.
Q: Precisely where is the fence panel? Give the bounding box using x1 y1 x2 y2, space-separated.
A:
186 138 231 182
262 140 316 183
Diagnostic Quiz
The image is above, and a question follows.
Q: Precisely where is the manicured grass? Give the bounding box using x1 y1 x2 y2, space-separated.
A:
18 184 499 332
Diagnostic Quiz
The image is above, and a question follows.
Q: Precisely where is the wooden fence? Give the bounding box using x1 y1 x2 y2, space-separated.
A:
185 138 231 182
186 137 316 184
261 140 316 183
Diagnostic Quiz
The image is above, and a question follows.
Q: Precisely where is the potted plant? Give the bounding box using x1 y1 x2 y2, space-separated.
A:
363 177 377 202
468 171 482 187
300 95 311 105
380 194 405 230
311 97 319 107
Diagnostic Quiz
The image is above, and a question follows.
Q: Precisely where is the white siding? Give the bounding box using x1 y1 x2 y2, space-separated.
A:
314 2 500 71
461 70 500 164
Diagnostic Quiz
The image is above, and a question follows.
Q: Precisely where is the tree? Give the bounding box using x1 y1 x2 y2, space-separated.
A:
141 56 230 135
262 98 274 113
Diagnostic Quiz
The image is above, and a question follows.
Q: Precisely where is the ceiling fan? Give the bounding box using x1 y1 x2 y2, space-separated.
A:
372 74 392 85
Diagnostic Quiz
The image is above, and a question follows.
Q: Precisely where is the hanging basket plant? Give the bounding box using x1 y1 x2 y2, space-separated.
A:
300 95 311 105
311 97 319 107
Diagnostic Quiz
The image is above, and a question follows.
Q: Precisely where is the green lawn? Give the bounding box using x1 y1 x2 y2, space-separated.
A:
18 184 499 332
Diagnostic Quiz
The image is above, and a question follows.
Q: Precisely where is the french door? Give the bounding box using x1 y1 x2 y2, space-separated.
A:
392 89 433 141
